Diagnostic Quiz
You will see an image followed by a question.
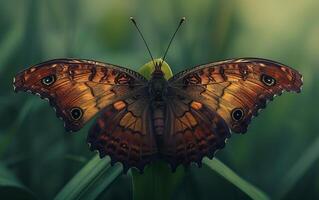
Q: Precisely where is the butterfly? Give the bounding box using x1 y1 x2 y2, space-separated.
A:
13 57 302 172
13 18 303 173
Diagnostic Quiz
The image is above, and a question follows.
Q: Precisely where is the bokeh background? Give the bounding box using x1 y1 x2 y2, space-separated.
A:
0 0 318 199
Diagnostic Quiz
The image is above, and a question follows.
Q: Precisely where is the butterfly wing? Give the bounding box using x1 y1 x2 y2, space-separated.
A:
88 88 157 172
168 58 303 133
13 59 148 132
162 91 231 170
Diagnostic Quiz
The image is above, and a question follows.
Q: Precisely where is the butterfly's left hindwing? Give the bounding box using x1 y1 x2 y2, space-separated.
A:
13 59 147 131
169 58 303 133
88 88 157 172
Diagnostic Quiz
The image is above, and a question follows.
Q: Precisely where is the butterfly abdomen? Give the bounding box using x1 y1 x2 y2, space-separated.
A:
152 103 165 136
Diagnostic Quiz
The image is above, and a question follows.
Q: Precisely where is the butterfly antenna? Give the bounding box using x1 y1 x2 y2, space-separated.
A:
161 17 186 67
130 17 156 68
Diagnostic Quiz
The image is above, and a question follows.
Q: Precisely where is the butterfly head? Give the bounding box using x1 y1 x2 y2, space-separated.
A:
152 60 165 77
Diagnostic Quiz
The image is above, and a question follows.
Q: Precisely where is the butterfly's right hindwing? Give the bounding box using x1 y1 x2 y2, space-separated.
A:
13 59 147 131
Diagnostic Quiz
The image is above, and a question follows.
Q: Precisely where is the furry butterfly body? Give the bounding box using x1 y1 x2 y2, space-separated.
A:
13 58 302 172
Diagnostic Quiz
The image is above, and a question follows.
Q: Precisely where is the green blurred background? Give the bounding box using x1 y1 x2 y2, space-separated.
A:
0 0 318 199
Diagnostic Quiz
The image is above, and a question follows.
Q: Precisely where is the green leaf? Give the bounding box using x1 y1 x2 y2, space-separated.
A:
203 158 270 200
138 58 173 80
54 155 122 200
0 163 37 200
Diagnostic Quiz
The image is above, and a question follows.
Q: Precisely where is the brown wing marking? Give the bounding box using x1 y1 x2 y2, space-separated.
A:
169 58 303 133
13 59 147 131
162 92 231 171
87 96 157 172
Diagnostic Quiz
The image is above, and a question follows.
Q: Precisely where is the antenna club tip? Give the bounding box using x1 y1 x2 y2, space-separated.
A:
130 16 136 23
179 17 186 24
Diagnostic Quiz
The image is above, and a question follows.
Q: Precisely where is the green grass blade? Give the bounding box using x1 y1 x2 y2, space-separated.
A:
54 155 123 200
0 99 36 156
203 158 270 200
132 162 185 200
275 136 319 199
0 163 37 200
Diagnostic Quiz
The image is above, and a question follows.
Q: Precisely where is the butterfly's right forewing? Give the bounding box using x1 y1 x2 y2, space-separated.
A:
13 59 148 132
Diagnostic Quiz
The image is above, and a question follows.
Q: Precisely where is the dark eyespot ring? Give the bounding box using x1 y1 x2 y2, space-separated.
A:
261 74 276 86
231 108 244 121
42 75 56 86
70 107 83 120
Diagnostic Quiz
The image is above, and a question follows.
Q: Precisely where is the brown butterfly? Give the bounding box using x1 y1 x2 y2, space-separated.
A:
13 18 303 172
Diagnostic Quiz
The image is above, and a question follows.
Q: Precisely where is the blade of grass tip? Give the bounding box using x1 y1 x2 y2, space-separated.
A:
203 158 270 200
54 155 123 200
275 135 319 199
64 155 87 164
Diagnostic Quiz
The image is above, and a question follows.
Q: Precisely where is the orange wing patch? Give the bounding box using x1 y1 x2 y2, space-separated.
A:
113 101 126 110
190 101 202 110
174 111 197 132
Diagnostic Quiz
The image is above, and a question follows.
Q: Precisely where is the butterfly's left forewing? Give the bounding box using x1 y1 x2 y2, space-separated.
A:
162 91 231 170
161 58 302 169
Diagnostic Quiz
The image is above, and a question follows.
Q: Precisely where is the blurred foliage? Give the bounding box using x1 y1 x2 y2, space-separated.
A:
0 0 319 199
0 163 36 200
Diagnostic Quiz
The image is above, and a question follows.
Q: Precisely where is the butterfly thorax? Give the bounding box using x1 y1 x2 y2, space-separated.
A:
149 66 167 100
